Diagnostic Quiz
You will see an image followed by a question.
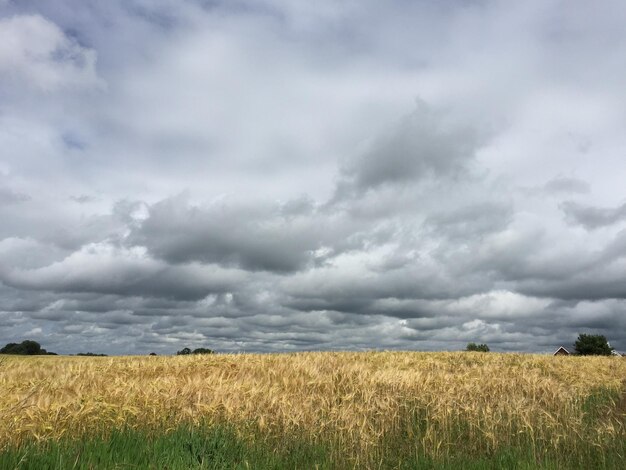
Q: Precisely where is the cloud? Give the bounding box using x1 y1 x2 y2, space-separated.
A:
2 243 246 300
336 102 479 196
0 237 67 271
0 14 102 91
0 186 29 205
561 201 626 229
425 202 513 242
543 177 590 194
69 194 97 204
2 1 626 354
131 194 365 273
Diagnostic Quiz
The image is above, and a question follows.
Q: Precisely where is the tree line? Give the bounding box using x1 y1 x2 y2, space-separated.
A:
176 347 214 355
0 340 215 356
1 335 619 357
465 334 618 356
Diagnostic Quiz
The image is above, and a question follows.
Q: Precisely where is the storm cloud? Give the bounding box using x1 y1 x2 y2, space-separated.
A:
1 0 626 355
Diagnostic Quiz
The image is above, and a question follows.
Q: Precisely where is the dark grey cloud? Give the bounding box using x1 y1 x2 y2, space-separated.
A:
561 201 626 229
281 259 498 318
132 196 318 272
516 263 626 302
336 102 479 197
131 195 368 273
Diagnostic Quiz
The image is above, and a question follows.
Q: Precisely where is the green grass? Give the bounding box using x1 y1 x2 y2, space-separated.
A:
1 421 625 470
0 424 329 470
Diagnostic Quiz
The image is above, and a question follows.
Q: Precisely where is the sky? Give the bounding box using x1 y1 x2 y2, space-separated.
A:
1 0 626 355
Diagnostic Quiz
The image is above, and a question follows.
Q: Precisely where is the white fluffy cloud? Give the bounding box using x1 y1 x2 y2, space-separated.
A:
0 14 102 91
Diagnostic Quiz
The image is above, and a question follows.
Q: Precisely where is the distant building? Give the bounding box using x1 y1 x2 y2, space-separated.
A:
553 346 570 356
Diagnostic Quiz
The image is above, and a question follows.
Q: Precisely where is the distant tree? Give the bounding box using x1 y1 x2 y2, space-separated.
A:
149 352 157 356
0 340 54 355
176 347 214 355
76 352 108 357
466 342 490 352
574 334 614 356
192 348 214 355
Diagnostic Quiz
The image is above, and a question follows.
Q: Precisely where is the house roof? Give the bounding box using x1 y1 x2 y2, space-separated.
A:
553 346 570 355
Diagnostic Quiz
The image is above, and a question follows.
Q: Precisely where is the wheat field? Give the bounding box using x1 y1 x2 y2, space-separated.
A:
1 352 626 466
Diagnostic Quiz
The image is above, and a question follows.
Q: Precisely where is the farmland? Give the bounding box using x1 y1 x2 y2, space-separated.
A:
1 352 626 468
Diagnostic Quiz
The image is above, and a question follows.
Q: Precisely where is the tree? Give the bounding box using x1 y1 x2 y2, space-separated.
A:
466 342 490 352
177 347 214 355
0 340 55 355
574 334 614 356
192 348 214 355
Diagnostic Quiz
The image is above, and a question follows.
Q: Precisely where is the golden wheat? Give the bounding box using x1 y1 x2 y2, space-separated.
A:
1 352 625 457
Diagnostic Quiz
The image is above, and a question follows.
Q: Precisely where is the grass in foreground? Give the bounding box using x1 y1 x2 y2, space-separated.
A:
0 424 327 470
1 422 625 470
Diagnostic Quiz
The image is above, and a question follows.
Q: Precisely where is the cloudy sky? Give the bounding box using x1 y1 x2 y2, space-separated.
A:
1 0 625 355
